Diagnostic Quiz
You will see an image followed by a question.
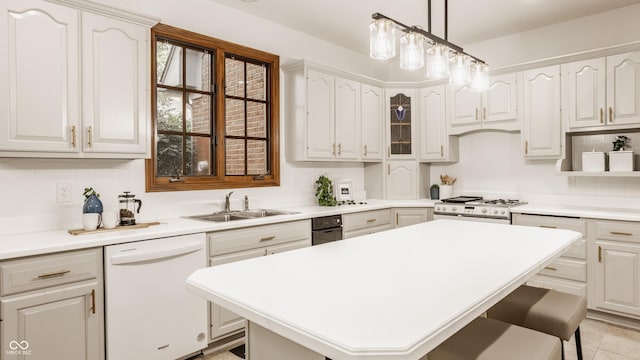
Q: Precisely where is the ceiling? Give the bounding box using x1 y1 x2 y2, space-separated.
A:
211 0 640 56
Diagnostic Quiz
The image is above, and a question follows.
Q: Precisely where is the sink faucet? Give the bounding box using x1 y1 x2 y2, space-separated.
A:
225 191 234 212
243 195 249 211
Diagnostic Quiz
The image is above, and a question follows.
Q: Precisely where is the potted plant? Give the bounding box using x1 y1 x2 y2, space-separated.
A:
315 175 337 206
82 187 103 214
609 135 633 172
429 184 440 200
439 175 456 200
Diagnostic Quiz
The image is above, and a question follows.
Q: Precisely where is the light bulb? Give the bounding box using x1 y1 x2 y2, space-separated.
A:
427 44 450 79
449 54 470 85
470 63 490 91
369 18 396 60
400 32 425 70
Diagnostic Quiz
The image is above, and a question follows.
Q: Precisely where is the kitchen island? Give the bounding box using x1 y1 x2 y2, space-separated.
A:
186 219 581 360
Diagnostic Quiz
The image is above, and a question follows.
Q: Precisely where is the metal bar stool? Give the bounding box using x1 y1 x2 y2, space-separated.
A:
486 285 587 360
428 317 562 360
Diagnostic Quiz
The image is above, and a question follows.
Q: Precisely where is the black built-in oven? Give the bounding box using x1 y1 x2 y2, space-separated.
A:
311 214 343 246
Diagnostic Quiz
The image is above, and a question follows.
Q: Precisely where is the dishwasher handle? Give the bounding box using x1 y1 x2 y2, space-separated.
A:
110 241 203 265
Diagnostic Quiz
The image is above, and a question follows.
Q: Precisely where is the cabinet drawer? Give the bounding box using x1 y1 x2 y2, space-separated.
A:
209 220 311 256
343 224 393 239
563 238 587 260
526 275 587 297
513 214 586 235
0 248 101 296
596 220 640 243
539 258 586 282
342 209 392 232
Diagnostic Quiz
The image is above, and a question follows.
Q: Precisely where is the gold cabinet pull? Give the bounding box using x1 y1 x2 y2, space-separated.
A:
598 246 602 262
475 108 479 120
395 212 399 225
609 107 613 123
600 108 604 123
544 266 558 271
87 126 93 148
91 289 96 314
440 145 444 157
525 141 528 155
387 164 390 175
366 218 376 223
71 126 76 148
610 231 632 236
387 146 390 157
338 143 342 156
332 143 336 156
260 236 276 242
38 269 71 279
539 225 557 229
363 145 368 156
483 107 487 120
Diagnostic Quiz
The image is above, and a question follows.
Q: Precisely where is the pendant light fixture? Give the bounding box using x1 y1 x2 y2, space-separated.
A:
370 0 489 90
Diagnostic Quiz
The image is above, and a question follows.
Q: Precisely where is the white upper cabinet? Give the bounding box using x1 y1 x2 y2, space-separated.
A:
0 0 80 153
607 51 640 126
386 161 418 200
448 73 519 135
284 63 381 162
82 12 149 155
419 85 458 162
0 0 156 158
306 69 335 159
563 58 606 129
521 65 561 159
361 84 383 161
334 77 360 160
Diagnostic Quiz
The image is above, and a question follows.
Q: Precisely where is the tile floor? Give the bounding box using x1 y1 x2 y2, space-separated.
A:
202 318 640 360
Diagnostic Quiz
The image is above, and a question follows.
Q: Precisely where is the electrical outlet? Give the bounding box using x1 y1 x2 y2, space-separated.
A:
56 183 72 203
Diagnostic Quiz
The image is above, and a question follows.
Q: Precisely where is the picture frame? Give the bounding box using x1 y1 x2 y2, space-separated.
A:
334 179 353 202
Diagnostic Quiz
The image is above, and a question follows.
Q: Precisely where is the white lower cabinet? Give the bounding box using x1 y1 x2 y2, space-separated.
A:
512 214 587 297
0 248 104 360
208 220 311 341
343 209 392 239
393 208 432 228
593 220 640 317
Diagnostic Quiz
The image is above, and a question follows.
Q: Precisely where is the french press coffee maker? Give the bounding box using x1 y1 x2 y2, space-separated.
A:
118 191 142 226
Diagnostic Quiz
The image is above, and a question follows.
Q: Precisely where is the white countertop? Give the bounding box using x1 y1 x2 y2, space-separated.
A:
186 220 581 360
512 203 640 221
0 199 435 260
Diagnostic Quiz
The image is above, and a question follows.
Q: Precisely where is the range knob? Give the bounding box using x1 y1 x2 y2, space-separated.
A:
493 209 499 215
500 210 506 215
481 208 488 214
451 207 457 212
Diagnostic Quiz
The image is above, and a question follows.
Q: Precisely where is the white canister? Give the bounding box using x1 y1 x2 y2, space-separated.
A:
608 151 634 172
82 213 102 231
440 185 453 200
102 211 118 229
581 151 605 172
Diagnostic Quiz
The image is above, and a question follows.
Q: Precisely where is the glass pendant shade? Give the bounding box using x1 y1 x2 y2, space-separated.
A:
470 63 490 91
369 18 396 60
426 43 450 79
400 32 425 70
449 54 470 85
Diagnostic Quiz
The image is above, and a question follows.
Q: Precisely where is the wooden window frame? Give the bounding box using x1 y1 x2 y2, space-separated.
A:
146 24 280 192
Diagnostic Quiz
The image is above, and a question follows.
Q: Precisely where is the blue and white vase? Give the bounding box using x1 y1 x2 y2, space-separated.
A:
83 194 103 214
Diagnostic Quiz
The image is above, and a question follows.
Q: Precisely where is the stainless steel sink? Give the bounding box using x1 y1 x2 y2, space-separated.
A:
187 209 299 222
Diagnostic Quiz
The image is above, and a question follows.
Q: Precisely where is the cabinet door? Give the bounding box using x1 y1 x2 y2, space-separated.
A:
393 208 430 228
209 248 265 340
1 281 102 360
564 58 606 129
82 12 148 155
448 84 482 134
306 69 335 159
334 77 360 160
361 84 383 160
595 240 640 316
419 85 447 161
386 89 415 159
607 51 640 126
483 73 519 130
0 0 80 153
522 65 561 158
386 161 417 200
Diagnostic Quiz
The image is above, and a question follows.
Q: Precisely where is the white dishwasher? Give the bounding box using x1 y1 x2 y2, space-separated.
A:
105 233 208 360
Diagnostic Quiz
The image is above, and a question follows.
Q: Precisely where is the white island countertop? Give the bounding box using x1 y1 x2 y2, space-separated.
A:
187 219 581 360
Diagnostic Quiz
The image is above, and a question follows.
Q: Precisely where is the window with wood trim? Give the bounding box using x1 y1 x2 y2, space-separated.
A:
146 24 280 191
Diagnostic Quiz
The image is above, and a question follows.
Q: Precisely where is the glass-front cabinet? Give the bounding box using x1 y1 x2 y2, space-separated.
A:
386 89 415 159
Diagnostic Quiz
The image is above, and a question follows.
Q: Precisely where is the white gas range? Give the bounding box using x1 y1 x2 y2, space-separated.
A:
433 196 527 224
